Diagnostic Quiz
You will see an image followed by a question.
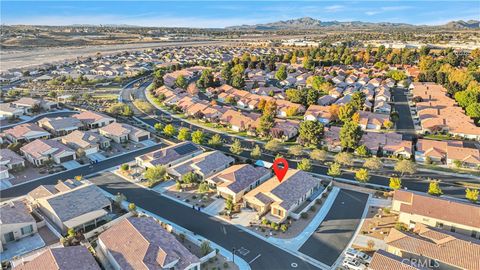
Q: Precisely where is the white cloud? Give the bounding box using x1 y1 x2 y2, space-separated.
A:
365 11 380 16
325 5 345 12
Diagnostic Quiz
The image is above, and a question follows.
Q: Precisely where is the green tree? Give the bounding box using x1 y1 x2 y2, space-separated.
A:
197 69 214 88
363 157 383 171
275 65 287 81
200 241 212 256
208 134 223 146
120 164 129 171
334 152 354 167
355 168 370 183
191 130 205 144
356 145 369 157
288 145 304 156
251 144 262 159
309 76 326 91
285 88 305 104
175 75 187 89
177 128 190 141
394 160 417 176
144 165 166 184
265 139 281 152
298 120 324 146
163 124 177 137
350 92 366 111
230 139 243 155
340 121 362 150
427 180 443 196
123 105 133 117
231 75 245 89
310 149 327 161
466 103 480 119
198 182 210 193
154 122 163 131
389 177 402 190
386 70 407 81
327 163 341 179
465 188 479 202
297 158 312 171
338 103 356 122
455 90 480 108
128 203 137 212
182 171 199 184
225 198 234 211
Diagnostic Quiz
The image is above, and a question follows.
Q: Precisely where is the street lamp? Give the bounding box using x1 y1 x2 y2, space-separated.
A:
232 247 236 263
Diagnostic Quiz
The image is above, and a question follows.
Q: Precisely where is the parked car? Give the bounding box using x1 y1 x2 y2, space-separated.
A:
342 258 366 270
345 248 372 265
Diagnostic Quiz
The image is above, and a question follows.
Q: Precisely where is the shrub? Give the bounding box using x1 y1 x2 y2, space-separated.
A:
223 262 229 269
310 206 316 212
300 212 308 219
280 224 288 232
120 164 129 171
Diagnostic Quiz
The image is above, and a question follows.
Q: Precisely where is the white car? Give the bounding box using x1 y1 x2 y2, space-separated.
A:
342 258 366 270
345 248 372 264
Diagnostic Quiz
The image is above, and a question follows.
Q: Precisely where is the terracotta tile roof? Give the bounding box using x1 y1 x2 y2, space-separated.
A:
139 142 202 166
11 97 41 107
304 105 333 120
5 123 49 139
20 139 74 159
98 217 199 270
0 148 24 165
72 110 114 124
385 224 480 270
393 190 480 228
38 117 82 131
14 246 100 270
170 151 234 177
61 130 108 150
369 249 426 270
99 122 146 138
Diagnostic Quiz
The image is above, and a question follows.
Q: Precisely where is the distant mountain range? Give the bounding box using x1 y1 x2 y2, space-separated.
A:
226 17 480 30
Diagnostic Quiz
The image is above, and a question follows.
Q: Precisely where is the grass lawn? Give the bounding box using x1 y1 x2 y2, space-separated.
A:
423 134 453 140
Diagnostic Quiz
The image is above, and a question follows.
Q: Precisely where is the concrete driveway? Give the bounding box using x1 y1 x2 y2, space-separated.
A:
61 160 82 170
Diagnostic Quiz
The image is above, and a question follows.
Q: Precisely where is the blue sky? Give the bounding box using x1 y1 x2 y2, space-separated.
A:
1 1 479 28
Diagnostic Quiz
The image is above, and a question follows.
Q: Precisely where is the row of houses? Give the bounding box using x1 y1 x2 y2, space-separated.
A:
367 190 480 270
154 85 301 140
136 142 324 223
411 82 480 140
1 111 150 178
0 97 58 120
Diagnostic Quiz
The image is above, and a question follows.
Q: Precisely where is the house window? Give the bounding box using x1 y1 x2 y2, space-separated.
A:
4 232 15 242
436 222 443 229
21 225 33 235
472 231 478 238
450 226 456 233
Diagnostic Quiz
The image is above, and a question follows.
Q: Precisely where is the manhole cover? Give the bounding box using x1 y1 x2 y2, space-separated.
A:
291 263 298 268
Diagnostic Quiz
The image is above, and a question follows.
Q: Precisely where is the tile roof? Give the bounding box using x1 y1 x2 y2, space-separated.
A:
61 130 108 149
5 123 49 139
138 142 202 166
11 97 41 107
170 151 234 177
393 190 480 228
38 117 82 131
98 217 199 270
244 169 321 210
0 200 34 224
99 122 146 138
14 246 101 270
369 249 426 270
42 183 111 223
385 224 480 270
20 139 75 159
211 164 271 193
72 110 114 124
0 148 25 164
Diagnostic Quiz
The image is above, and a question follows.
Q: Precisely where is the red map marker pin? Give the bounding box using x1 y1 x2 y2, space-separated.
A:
272 158 289 182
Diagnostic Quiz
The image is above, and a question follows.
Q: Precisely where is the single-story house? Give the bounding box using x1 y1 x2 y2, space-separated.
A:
97 217 201 270
20 139 76 166
206 164 272 203
168 151 234 180
60 130 110 155
99 122 150 143
0 103 24 120
136 142 203 169
38 117 83 136
0 149 25 179
4 123 51 143
13 246 101 270
72 110 116 129
0 201 37 252
243 169 322 222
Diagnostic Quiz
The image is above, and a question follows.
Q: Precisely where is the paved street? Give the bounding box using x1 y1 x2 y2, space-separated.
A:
299 190 369 266
0 143 165 200
391 87 416 140
89 172 319 270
